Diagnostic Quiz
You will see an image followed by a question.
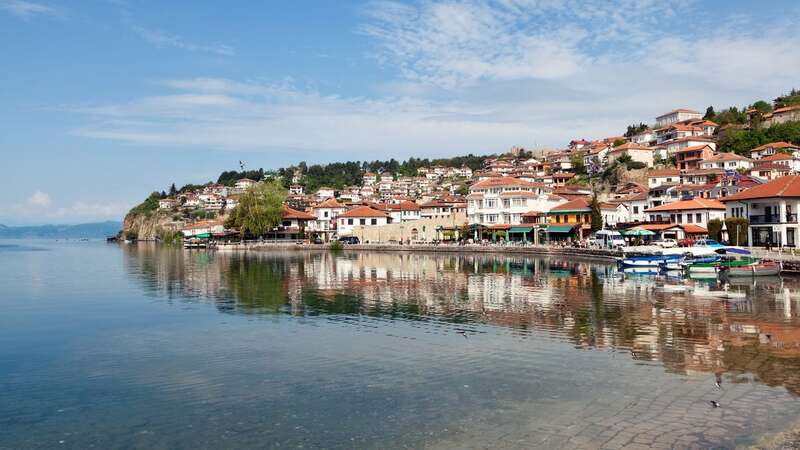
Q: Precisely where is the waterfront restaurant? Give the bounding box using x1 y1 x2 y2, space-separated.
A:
721 175 800 247
546 198 593 241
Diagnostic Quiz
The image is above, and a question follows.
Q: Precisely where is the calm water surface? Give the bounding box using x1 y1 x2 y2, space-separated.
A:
2 241 800 449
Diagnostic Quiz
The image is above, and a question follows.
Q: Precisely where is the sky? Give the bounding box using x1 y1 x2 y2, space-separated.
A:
2 0 800 225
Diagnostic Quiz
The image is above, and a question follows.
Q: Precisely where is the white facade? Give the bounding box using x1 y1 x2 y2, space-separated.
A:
655 109 703 128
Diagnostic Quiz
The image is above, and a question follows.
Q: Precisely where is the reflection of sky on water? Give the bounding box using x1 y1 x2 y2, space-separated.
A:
3 242 800 449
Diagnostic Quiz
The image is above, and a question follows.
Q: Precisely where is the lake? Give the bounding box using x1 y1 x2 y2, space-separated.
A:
2 241 800 449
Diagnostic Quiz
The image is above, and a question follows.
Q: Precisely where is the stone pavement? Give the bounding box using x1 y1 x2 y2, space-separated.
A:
427 376 799 450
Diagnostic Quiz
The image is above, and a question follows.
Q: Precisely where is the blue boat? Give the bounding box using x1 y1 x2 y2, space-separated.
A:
619 254 682 267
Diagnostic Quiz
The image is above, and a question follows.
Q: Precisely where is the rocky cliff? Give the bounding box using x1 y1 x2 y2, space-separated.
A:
121 211 183 241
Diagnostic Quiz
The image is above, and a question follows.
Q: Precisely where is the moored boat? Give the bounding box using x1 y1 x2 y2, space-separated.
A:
620 254 682 267
724 260 781 277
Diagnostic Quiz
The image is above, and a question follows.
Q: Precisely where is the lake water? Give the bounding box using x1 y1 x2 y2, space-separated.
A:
2 241 800 449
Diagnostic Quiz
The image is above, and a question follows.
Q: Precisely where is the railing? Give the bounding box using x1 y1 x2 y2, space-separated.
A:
749 214 798 224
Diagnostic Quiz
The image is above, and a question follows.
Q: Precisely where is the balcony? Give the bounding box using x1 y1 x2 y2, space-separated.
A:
749 214 798 224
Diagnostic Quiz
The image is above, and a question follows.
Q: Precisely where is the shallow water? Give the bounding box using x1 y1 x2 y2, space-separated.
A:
2 241 800 449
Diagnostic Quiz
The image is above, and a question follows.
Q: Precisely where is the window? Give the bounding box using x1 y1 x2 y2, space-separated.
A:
324 211 329 218
696 213 702 223
633 206 639 214
371 219 377 225
583 214 590 223
485 199 497 208
556 215 561 223
677 214 683 223
687 214 693 223
360 219 366 225
502 199 511 208
348 219 353 225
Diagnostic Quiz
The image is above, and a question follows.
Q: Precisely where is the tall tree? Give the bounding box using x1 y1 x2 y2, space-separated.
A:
703 106 716 120
225 180 287 237
590 194 603 232
168 183 177 196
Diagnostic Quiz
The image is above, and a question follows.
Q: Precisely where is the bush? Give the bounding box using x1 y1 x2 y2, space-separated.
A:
158 228 183 246
329 240 343 252
626 161 647 170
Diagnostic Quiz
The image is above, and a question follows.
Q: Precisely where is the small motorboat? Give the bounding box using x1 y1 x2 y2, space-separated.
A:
620 254 682 267
724 260 781 277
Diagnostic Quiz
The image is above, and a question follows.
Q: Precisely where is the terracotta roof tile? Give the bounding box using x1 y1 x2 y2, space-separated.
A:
339 206 390 218
645 198 725 212
722 175 800 201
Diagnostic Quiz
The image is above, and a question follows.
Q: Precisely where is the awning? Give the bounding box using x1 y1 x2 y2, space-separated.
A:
547 225 576 233
509 226 534 233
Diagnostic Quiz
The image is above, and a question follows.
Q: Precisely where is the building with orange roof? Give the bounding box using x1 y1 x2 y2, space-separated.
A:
749 141 800 160
607 143 654 167
337 206 391 235
468 177 566 227
547 197 593 239
676 144 715 170
644 198 725 229
761 105 800 127
721 175 800 247
647 168 681 188
699 152 753 171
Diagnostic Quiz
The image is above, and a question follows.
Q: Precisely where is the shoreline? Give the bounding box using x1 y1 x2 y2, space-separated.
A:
213 242 624 263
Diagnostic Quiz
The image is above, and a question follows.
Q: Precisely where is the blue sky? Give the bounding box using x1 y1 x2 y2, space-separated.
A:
2 0 800 225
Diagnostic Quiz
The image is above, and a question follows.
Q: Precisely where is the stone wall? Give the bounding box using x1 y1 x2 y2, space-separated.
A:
347 212 468 242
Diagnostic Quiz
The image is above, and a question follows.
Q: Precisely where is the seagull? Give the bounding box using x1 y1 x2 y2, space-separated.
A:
709 400 721 408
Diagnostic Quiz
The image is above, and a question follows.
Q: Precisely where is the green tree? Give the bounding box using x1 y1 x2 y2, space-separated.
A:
571 154 586 175
707 219 723 242
613 138 627 147
590 194 603 232
168 183 177 196
703 106 716 120
750 100 773 113
225 180 287 237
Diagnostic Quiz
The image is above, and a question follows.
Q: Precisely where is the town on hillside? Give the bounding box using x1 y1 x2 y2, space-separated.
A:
144 92 800 248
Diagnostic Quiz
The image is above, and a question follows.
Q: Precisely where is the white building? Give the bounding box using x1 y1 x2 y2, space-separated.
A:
383 201 421 223
647 168 681 188
362 172 378 185
722 175 800 247
655 108 703 128
750 142 800 160
337 206 391 235
606 143 655 167
234 178 257 192
600 202 629 228
316 187 335 199
699 153 753 171
467 177 564 226
645 198 726 229
312 198 347 236
158 198 177 209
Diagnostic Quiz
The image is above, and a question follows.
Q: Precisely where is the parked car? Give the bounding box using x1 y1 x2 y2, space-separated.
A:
678 238 695 247
655 238 677 248
312 236 324 245
337 236 360 245
693 238 724 248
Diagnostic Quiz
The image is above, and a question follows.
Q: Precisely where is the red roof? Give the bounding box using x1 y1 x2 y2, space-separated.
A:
645 198 725 212
611 143 652 152
550 197 591 212
751 141 800 152
339 206 390 218
722 175 800 201
702 152 751 162
676 144 713 153
384 200 421 211
282 205 316 220
760 153 795 162
314 198 345 209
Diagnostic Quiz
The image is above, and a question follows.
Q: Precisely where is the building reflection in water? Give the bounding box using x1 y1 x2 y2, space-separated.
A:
123 244 800 396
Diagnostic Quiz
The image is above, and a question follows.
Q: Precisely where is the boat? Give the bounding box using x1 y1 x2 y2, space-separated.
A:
620 254 682 267
724 260 781 277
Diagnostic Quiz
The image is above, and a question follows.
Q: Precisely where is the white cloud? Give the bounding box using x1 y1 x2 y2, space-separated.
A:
68 2 800 160
12 193 129 222
27 191 52 208
0 0 55 19
131 25 235 56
